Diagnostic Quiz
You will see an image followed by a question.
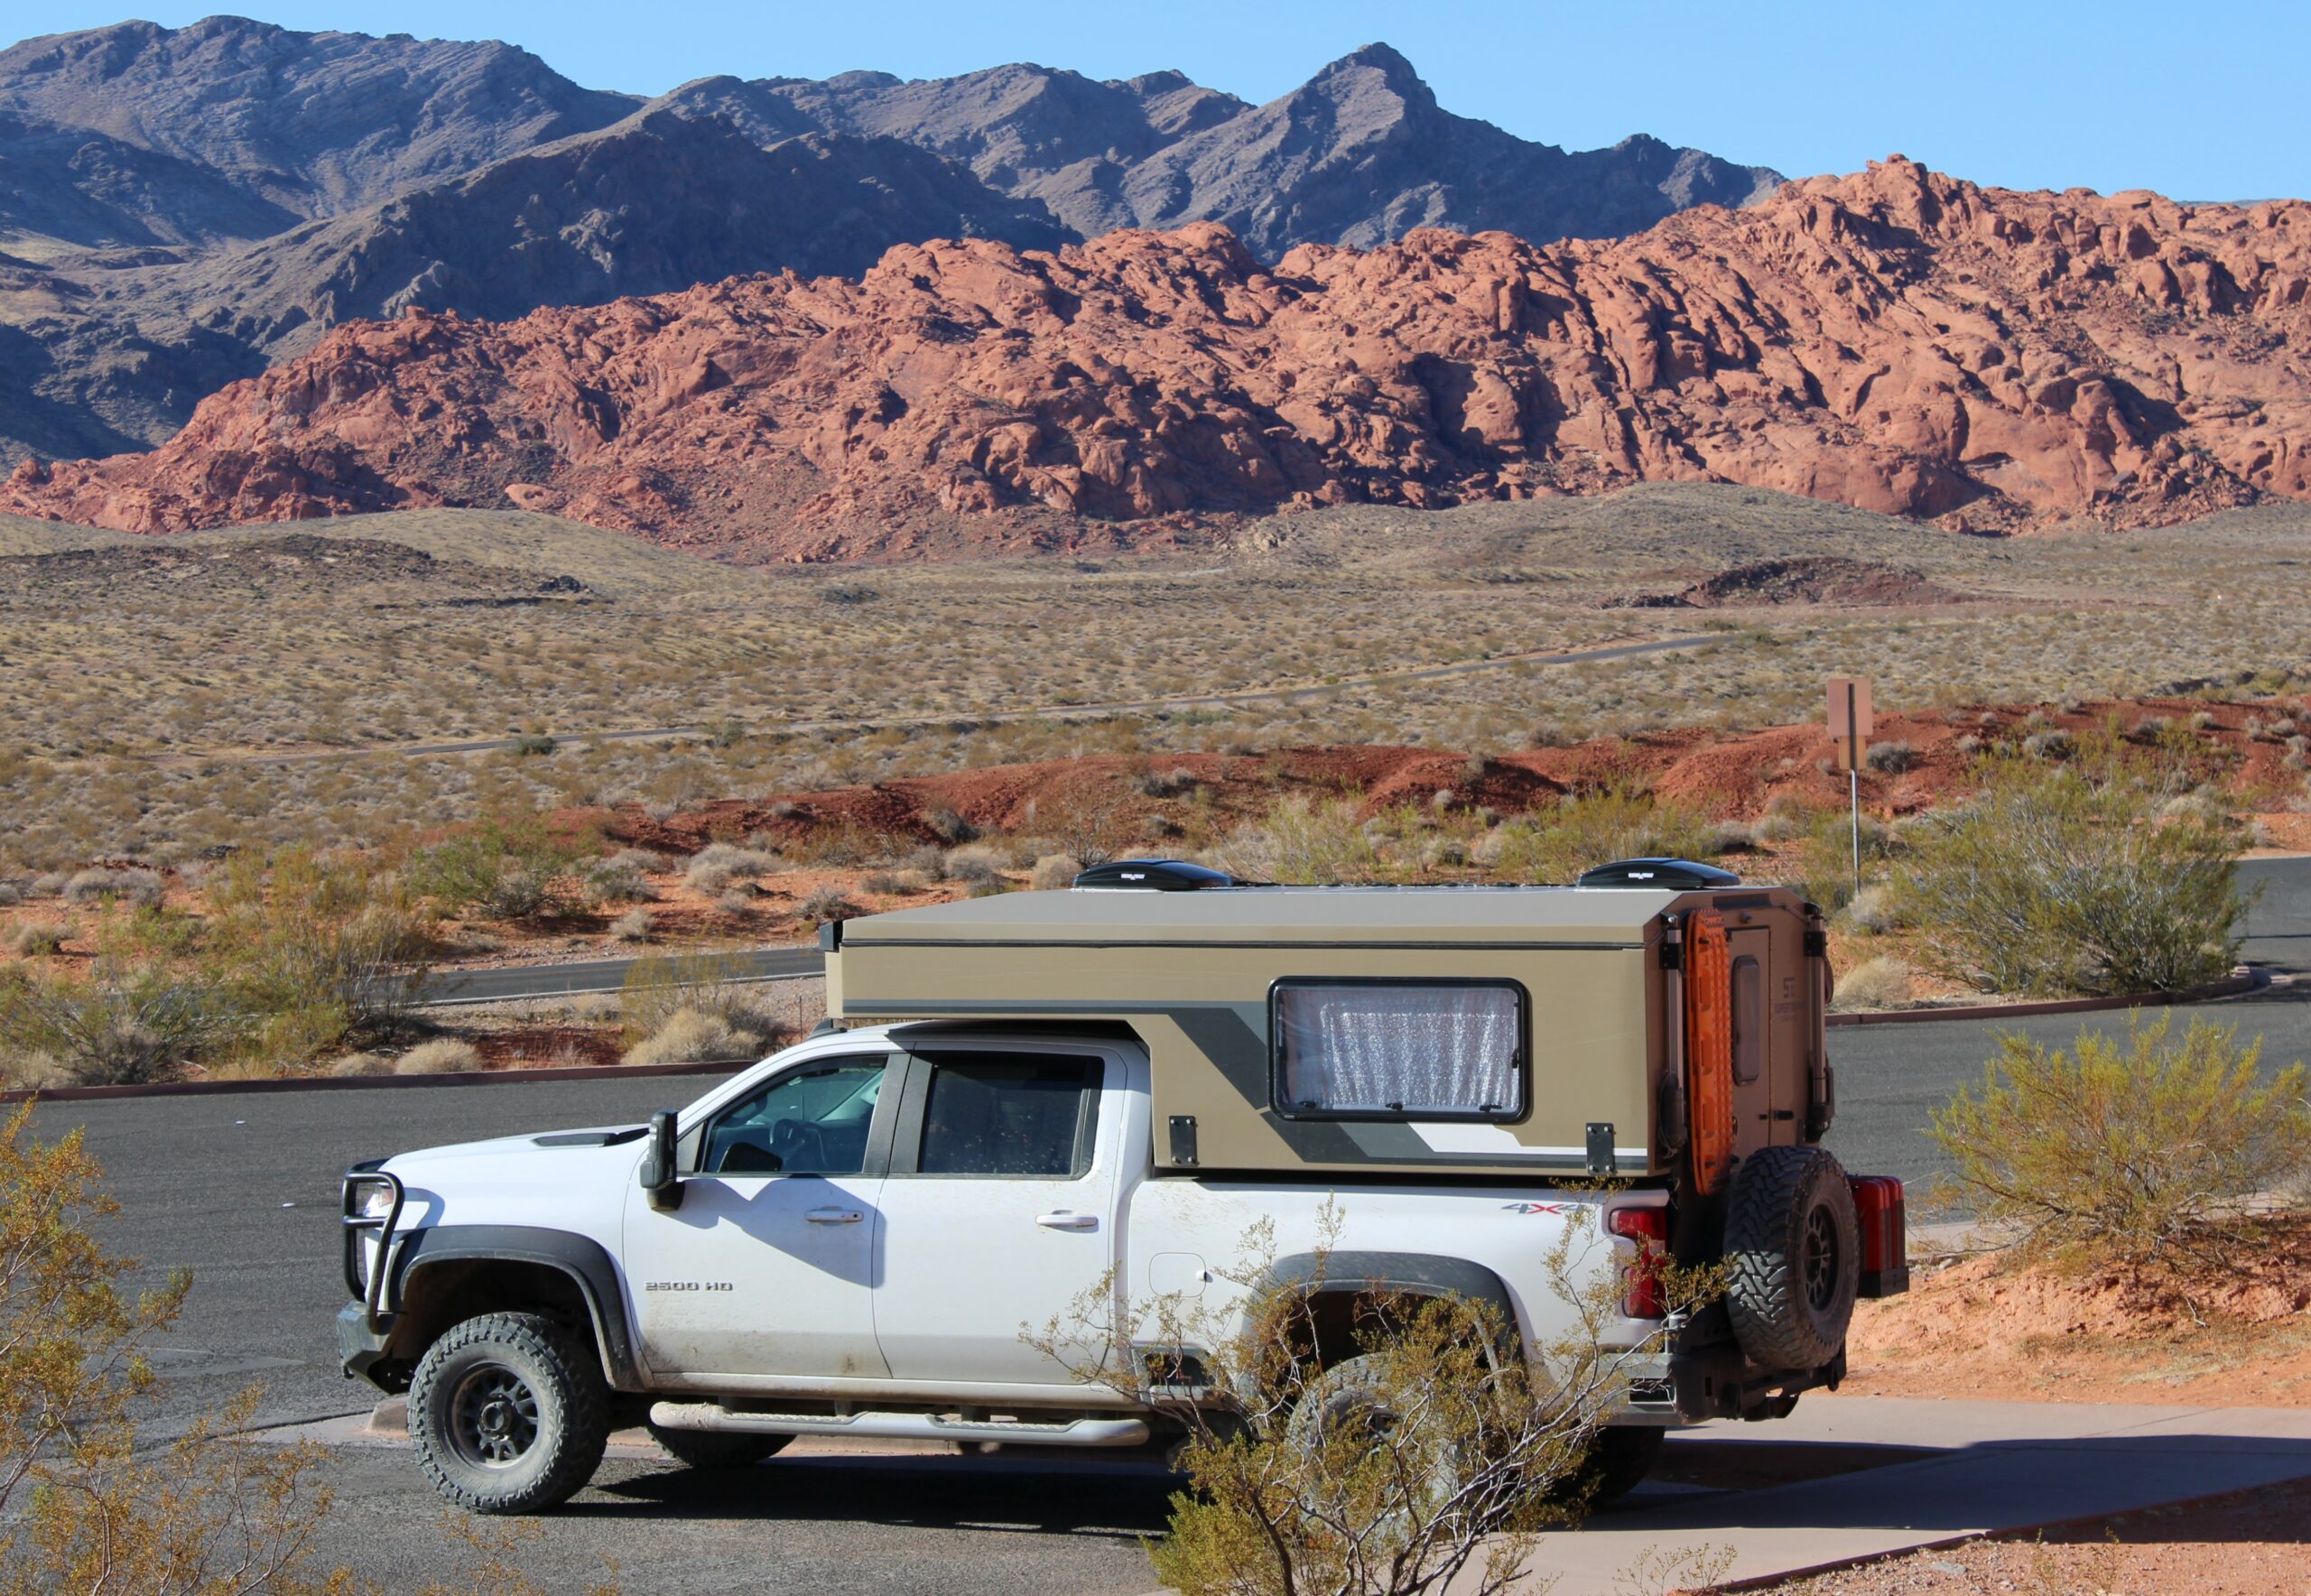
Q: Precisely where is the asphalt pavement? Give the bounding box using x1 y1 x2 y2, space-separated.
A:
417 945 821 1005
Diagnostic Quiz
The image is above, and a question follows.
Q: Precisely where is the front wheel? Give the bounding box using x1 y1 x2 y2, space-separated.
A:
409 1312 610 1513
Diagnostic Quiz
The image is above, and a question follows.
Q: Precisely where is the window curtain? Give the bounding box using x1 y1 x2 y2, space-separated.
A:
1276 984 1522 1117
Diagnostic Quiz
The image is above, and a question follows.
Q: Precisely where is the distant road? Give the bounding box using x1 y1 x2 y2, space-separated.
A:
217 632 1716 766
416 945 821 1007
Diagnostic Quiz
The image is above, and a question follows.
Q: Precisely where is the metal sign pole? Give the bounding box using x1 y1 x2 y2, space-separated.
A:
1827 675 1871 905
1850 766 1861 899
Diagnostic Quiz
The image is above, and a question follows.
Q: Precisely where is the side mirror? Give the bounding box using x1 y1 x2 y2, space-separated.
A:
639 1109 684 1211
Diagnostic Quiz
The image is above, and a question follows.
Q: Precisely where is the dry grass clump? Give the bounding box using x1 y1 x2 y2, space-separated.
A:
1832 956 1914 1011
325 1051 390 1077
1839 883 1903 935
394 1038 482 1074
63 868 164 907
621 1007 763 1067
683 843 779 893
608 908 654 943
798 886 861 924
1030 853 1083 891
1863 739 1917 773
10 922 69 957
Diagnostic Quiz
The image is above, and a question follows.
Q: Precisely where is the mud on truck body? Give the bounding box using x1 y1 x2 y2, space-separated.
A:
339 857 1907 1512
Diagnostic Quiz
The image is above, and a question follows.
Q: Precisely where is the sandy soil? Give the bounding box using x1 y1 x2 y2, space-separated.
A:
1842 1220 2311 1408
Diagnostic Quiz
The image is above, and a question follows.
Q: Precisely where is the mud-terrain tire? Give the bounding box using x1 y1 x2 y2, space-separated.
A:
409 1312 610 1514
1724 1146 1860 1371
647 1424 791 1471
1578 1425 1664 1508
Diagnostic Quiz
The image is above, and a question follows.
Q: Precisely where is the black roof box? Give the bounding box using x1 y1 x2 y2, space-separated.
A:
1575 857 1740 890
1072 858 1235 892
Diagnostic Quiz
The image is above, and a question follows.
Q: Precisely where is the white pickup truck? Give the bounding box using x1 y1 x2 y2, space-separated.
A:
340 1015 1876 1514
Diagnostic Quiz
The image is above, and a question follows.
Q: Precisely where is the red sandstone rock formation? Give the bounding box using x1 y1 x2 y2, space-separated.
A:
11 158 2309 556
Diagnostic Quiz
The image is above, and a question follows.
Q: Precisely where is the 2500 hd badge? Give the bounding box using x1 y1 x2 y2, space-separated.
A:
643 1281 732 1292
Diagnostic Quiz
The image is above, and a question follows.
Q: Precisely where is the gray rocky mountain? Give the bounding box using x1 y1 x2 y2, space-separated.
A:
0 18 1778 467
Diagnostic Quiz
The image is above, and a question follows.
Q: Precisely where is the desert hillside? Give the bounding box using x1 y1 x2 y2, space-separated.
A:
10 158 2305 557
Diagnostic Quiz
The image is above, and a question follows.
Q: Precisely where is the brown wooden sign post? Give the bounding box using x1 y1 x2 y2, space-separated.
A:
1827 677 1872 899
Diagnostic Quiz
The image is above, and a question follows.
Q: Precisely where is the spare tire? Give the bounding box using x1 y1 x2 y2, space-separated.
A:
1724 1146 1859 1371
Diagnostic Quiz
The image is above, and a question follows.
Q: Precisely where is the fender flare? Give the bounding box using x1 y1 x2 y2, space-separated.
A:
389 1225 643 1390
1261 1249 1519 1330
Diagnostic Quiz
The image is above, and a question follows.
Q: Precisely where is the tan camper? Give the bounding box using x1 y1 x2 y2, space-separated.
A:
823 857 1834 1186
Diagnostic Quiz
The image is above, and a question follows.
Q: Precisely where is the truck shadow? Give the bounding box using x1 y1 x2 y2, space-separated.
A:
580 1452 1178 1539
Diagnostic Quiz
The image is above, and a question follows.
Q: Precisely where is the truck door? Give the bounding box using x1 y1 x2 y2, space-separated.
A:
869 1044 1123 1389
622 1051 895 1382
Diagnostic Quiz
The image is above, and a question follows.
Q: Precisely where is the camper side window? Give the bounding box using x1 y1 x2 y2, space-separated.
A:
1270 979 1527 1122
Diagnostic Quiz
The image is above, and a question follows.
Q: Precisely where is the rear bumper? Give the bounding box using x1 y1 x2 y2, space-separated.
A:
1611 1341 1845 1425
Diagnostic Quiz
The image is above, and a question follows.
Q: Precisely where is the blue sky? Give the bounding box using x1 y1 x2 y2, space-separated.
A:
23 2 2308 200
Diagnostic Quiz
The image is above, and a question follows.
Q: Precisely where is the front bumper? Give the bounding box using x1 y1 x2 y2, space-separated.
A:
337 1300 401 1387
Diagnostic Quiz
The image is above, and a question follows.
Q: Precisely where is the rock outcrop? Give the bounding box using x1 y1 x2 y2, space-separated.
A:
13 160 2308 554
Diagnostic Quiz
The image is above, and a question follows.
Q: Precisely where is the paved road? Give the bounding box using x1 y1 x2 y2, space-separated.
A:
1822 854 2311 1189
418 946 821 1006
215 631 1713 766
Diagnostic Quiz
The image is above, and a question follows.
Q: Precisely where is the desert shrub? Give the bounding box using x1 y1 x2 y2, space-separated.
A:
1028 1209 1722 1596
608 908 654 943
0 958 226 1086
1832 956 1914 1011
509 732 557 756
621 1007 763 1067
394 1038 482 1075
683 842 778 894
325 1052 390 1077
0 883 20 908
859 870 914 896
1215 795 1383 884
1838 883 1903 935
1705 820 1757 854
584 858 654 904
0 1106 348 1592
799 886 861 925
404 811 589 920
30 874 66 898
2020 729 2074 761
1862 739 1917 774
1930 1016 2311 1270
11 922 69 957
1482 788 1715 886
1896 747 2244 996
922 807 978 844
1029 853 1084 891
1793 809 1896 912
941 844 1008 887
1134 766 1199 798
63 867 164 907
1750 792 1811 843
200 847 432 1065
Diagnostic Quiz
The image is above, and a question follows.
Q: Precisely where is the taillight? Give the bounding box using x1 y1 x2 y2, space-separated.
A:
1849 1175 1910 1297
1606 1205 1668 1317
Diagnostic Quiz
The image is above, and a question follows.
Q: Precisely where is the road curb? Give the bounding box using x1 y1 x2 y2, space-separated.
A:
1824 968 2264 1028
1 1055 754 1105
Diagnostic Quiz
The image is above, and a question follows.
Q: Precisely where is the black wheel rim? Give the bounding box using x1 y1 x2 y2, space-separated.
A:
1803 1205 1841 1311
448 1363 541 1469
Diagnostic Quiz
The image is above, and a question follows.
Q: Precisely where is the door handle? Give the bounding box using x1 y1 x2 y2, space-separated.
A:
1035 1211 1098 1230
805 1207 865 1225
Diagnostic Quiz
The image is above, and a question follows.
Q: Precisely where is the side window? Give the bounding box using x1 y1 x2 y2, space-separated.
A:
1271 979 1526 1121
1731 957 1764 1086
910 1053 1100 1179
701 1056 886 1176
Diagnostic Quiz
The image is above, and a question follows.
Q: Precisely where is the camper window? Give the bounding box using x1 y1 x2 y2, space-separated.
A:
1270 979 1527 1122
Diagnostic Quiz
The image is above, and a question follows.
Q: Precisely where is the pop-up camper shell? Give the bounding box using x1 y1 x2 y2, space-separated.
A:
823 870 1833 1183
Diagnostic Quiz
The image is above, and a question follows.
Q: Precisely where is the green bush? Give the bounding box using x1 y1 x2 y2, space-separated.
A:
1482 787 1715 885
1895 746 2245 996
404 811 589 920
0 958 227 1086
1930 1016 2311 1270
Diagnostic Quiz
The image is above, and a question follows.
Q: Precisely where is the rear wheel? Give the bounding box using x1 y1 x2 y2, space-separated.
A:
1577 1425 1663 1507
1285 1353 1464 1527
409 1312 609 1514
647 1424 791 1471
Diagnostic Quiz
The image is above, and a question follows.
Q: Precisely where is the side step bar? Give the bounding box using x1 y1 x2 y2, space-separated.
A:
648 1401 1151 1448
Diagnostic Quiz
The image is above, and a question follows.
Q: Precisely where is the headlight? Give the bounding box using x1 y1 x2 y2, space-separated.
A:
360 1184 397 1219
